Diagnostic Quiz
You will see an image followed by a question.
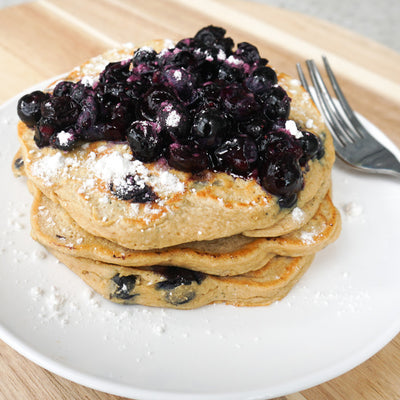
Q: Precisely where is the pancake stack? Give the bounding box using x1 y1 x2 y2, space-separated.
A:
13 28 340 309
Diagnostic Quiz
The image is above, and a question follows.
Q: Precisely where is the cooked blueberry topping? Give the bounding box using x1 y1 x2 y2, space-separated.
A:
140 87 176 121
155 266 206 290
260 155 304 197
214 136 258 176
53 81 75 97
50 128 79 151
157 101 190 140
133 46 157 65
192 108 231 148
298 130 321 166
262 86 291 121
245 66 277 94
194 25 226 47
40 96 80 128
127 120 163 162
111 273 137 300
110 175 156 202
34 117 56 148
18 25 325 207
17 91 49 127
168 143 209 172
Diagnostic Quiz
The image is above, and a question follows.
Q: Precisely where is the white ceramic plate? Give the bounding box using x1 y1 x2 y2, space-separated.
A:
1 82 400 400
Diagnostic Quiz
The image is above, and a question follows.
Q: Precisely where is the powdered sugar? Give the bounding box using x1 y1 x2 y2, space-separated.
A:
226 55 243 66
166 110 181 127
342 201 363 218
31 153 65 186
285 120 303 139
88 150 185 197
300 230 316 244
56 130 73 146
291 207 305 224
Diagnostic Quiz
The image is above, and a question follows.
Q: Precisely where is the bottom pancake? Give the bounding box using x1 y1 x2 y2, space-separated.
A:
49 249 314 309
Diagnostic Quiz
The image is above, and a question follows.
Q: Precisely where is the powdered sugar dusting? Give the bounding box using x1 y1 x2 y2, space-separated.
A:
300 230 316 244
285 120 303 139
291 207 305 224
31 153 65 186
56 130 73 146
88 151 185 197
166 110 181 127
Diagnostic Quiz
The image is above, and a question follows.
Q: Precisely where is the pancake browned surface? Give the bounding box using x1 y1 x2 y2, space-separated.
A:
49 248 315 309
30 182 340 276
13 26 340 308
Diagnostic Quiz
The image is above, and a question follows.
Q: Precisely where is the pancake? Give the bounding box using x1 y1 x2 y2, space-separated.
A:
13 26 341 309
49 248 315 309
30 182 340 276
16 39 335 250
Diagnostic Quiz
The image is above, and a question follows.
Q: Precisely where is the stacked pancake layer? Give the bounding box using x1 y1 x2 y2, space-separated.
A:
13 37 341 309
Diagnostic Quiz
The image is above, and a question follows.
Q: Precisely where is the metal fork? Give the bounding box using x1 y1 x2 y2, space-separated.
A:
296 56 400 178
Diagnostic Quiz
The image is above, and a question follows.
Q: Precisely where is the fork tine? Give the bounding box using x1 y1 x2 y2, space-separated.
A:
296 62 344 148
305 60 354 147
322 56 368 139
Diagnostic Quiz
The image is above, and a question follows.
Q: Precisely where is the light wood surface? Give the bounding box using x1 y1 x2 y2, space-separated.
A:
1 1 400 399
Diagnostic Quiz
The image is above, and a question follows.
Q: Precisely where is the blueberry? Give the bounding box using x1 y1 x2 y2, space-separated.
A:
298 131 321 165
245 66 277 94
127 120 163 162
109 101 134 132
171 50 196 69
194 25 226 47
217 63 244 83
111 273 137 300
175 38 195 51
70 82 88 105
53 81 74 97
34 118 56 147
261 86 291 121
195 59 220 84
167 143 209 172
257 129 303 161
140 87 176 121
50 128 79 151
278 193 298 208
214 136 258 175
14 157 24 171
235 42 261 64
40 96 80 129
238 117 271 140
133 46 157 65
17 90 49 127
99 61 130 84
110 175 156 202
82 123 125 142
157 101 190 140
163 67 195 102
200 82 221 102
155 266 206 290
191 108 231 148
260 155 304 196
214 37 234 55
221 84 260 121
75 95 98 132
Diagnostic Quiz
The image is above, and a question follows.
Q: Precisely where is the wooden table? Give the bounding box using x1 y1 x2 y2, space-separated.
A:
1 1 400 399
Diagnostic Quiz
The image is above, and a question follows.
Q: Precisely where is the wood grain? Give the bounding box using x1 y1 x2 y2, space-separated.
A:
0 0 399 399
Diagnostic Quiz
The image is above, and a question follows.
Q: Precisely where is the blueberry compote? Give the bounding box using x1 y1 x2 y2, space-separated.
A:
17 25 324 207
